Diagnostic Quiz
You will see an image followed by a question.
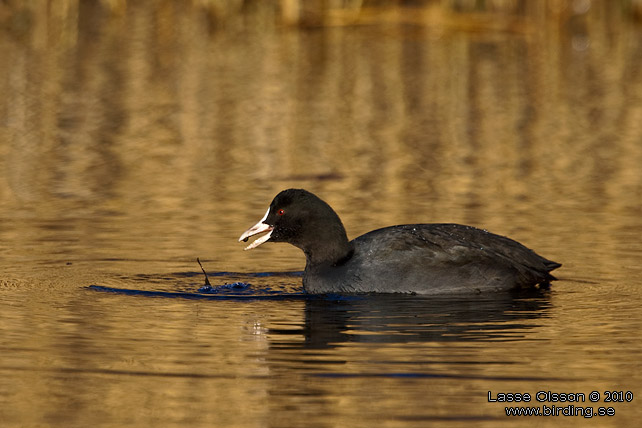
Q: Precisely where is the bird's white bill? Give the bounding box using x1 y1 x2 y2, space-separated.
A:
239 209 273 250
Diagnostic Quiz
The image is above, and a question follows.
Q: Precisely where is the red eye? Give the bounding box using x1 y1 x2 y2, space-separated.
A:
277 209 285 216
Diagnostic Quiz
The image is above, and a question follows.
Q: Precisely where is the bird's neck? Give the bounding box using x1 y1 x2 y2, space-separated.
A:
301 227 353 268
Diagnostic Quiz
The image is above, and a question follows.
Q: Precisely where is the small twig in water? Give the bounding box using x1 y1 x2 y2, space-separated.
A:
196 257 211 286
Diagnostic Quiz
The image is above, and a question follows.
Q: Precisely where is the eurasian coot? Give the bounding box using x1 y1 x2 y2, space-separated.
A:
239 189 561 294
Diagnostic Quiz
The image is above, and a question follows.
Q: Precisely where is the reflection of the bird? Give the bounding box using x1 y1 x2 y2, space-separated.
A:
279 291 552 350
263 290 557 417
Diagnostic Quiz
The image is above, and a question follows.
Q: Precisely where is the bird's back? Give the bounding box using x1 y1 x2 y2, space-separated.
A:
303 223 560 294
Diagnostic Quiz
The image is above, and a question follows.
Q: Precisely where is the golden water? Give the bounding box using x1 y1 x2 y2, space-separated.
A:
1 2 641 427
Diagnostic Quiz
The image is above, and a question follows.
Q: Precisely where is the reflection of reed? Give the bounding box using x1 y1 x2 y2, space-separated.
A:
3 1 642 37
0 1 640 275
79 0 642 27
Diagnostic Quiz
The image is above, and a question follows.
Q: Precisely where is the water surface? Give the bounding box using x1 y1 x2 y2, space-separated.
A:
1 2 642 427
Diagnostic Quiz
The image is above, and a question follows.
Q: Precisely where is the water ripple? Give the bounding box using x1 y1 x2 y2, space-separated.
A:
88 284 308 300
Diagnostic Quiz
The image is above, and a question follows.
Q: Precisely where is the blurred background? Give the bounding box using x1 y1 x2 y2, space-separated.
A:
1 0 641 276
1 1 642 427
1 0 641 275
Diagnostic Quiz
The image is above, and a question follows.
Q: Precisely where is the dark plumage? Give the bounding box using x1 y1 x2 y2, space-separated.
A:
239 189 561 295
